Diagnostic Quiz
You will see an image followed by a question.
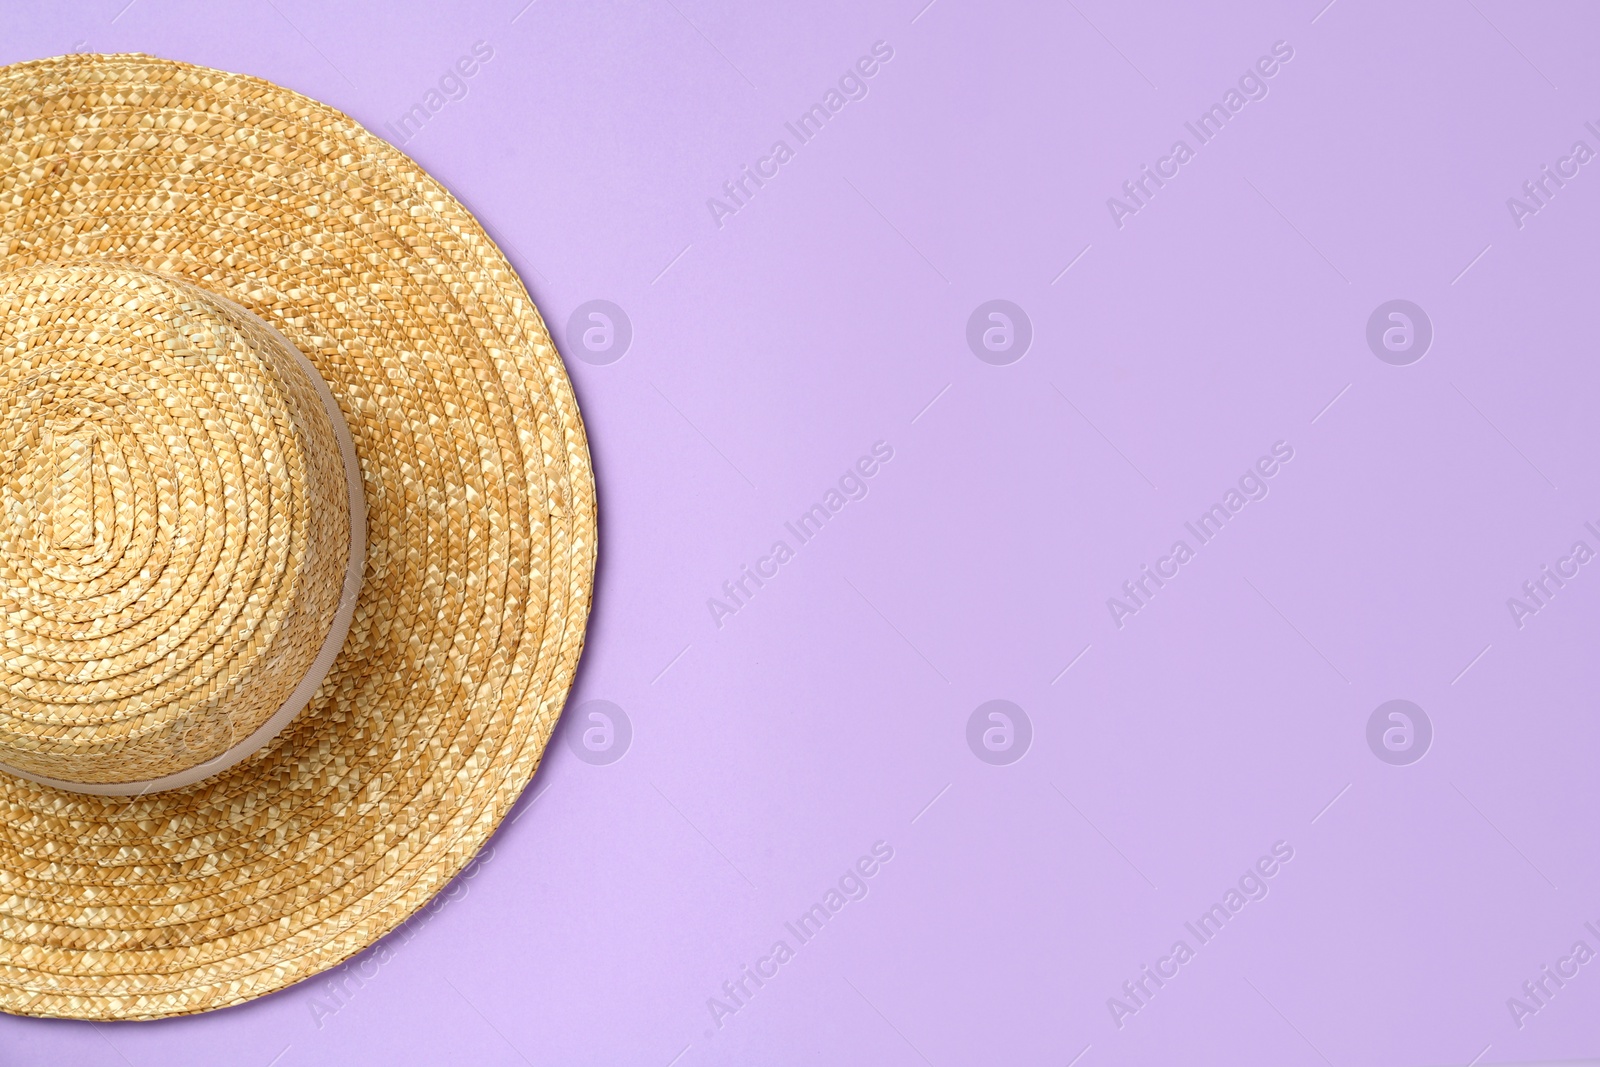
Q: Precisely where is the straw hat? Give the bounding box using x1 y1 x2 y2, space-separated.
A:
0 54 596 1018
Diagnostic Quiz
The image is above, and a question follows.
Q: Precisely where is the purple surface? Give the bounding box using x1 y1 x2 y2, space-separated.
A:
3 1 1600 1064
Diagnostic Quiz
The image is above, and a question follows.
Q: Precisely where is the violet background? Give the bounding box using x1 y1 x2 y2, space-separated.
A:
3 1 1600 1064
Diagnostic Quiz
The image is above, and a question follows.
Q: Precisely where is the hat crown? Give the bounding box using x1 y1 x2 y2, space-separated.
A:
0 264 359 789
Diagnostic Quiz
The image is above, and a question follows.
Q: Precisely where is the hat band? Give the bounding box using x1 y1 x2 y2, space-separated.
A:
0 310 367 797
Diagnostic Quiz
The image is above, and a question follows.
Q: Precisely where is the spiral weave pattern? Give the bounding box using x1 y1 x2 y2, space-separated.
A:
0 265 351 785
0 53 596 1020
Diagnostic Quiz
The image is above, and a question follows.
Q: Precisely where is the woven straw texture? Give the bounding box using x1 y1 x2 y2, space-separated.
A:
0 265 352 786
0 54 596 1018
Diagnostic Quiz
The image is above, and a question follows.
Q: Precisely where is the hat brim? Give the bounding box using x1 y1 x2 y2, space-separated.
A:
0 54 596 1019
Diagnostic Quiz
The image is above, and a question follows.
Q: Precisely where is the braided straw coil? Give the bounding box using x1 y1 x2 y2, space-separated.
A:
0 54 596 1019
0 264 359 789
